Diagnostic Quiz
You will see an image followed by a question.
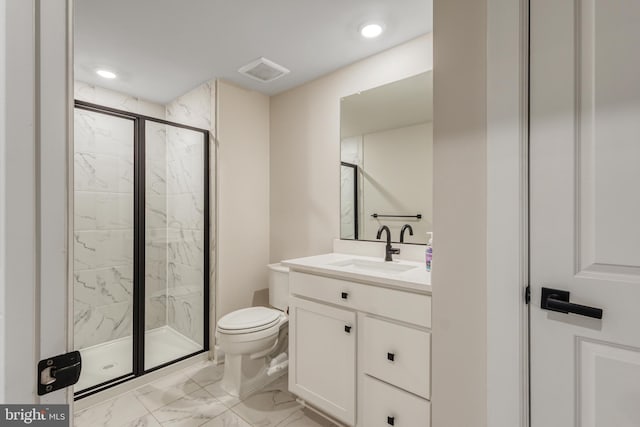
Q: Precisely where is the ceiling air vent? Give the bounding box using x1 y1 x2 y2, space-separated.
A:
238 57 290 83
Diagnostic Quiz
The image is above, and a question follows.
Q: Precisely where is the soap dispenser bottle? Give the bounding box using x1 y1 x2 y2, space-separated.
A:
425 232 433 272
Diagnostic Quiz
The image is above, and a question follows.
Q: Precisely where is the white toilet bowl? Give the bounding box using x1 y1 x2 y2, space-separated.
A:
215 263 289 398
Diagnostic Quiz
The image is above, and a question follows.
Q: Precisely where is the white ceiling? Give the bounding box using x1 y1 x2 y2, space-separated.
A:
74 0 433 104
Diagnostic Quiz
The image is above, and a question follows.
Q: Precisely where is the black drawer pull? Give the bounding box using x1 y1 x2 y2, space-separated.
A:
387 416 395 425
344 325 352 333
387 352 395 362
341 292 349 300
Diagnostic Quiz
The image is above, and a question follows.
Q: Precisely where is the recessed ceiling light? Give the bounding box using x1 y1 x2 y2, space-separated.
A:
360 23 384 39
96 69 117 79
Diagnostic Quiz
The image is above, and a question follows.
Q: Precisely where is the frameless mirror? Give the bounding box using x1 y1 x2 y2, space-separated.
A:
340 71 433 244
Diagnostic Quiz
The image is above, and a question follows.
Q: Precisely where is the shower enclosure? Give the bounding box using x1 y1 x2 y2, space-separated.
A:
73 101 210 398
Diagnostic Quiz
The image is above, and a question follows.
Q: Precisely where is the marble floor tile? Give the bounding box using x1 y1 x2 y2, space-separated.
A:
119 413 162 427
185 360 225 387
135 371 202 411
274 408 339 427
230 376 302 427
151 388 227 427
74 391 149 427
74 360 334 427
203 381 241 409
201 409 252 427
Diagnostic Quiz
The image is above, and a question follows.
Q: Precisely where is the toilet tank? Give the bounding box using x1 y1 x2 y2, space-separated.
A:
268 263 289 311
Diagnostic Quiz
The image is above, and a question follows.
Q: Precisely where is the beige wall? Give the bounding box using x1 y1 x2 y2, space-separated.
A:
270 34 433 262
361 122 433 243
432 0 488 426
216 80 271 320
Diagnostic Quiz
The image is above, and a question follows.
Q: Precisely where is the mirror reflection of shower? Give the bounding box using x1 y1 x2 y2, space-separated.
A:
73 82 211 396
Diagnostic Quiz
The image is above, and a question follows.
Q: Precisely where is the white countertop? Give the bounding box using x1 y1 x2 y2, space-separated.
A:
281 252 432 294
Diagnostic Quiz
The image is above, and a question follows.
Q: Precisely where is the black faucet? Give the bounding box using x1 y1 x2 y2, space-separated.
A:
400 224 414 243
376 225 400 262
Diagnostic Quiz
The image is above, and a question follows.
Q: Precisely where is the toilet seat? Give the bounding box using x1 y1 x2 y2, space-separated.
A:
217 307 283 335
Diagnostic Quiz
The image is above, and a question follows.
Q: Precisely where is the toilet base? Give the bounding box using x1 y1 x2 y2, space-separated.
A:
220 352 287 398
220 328 289 399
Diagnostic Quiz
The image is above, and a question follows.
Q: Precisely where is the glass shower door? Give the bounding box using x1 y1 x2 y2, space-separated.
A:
144 121 208 370
73 107 135 391
73 103 210 396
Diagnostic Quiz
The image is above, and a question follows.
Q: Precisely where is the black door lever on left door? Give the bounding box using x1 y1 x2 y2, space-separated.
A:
540 287 603 319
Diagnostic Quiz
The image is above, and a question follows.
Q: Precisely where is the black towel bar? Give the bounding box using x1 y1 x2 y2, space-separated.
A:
371 213 422 219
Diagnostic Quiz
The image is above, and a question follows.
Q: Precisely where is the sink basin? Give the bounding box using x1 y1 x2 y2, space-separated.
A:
327 258 416 275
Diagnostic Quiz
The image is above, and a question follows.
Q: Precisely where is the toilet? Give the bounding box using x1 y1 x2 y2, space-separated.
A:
216 263 290 398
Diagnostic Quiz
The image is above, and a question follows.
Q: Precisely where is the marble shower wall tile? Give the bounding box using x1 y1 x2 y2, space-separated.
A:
167 194 205 230
74 300 132 350
75 151 135 194
75 81 166 120
146 294 167 331
145 258 167 295
74 229 134 271
146 123 168 161
75 108 136 158
168 288 204 346
145 226 168 330
146 195 168 229
74 265 133 308
166 229 204 267
168 262 203 290
75 192 134 231
163 80 213 346
146 121 168 198
165 81 212 130
166 137 205 196
147 159 169 196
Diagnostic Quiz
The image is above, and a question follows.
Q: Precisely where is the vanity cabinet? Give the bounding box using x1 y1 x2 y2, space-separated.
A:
289 296 356 426
288 270 431 427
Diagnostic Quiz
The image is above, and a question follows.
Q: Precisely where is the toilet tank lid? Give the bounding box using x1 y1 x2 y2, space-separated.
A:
218 307 281 331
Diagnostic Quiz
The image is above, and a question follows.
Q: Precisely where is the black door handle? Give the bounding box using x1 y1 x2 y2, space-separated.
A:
541 287 603 319
344 325 352 333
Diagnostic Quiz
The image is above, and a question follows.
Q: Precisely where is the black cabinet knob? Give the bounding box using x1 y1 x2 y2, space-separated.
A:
387 416 395 425
344 325 352 333
341 292 348 300
387 352 395 362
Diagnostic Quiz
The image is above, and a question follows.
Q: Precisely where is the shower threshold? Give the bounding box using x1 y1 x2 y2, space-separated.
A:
74 326 201 392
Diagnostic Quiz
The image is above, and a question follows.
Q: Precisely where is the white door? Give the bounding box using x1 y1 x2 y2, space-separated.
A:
530 0 640 426
2 0 72 405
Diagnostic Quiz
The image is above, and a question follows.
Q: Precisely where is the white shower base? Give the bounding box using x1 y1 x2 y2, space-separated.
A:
75 326 202 392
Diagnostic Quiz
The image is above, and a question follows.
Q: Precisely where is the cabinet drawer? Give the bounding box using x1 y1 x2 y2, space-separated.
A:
289 271 431 328
362 375 430 427
363 316 430 399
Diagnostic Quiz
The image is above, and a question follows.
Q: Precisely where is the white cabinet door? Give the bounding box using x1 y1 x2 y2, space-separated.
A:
530 0 640 425
289 296 356 426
